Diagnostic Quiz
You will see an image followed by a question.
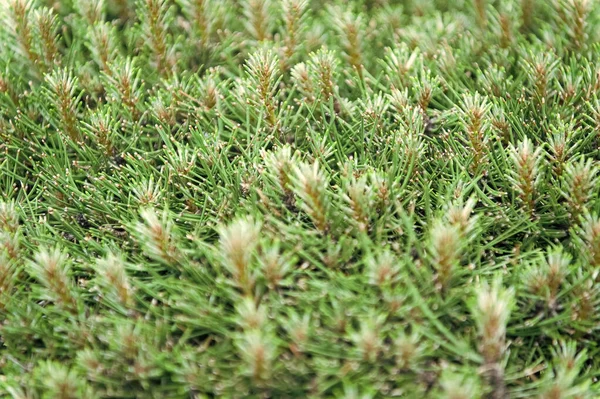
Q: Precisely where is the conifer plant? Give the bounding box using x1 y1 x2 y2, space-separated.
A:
1 0 600 397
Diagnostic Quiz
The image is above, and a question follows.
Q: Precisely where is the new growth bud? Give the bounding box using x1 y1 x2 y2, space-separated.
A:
219 217 262 293
29 246 77 311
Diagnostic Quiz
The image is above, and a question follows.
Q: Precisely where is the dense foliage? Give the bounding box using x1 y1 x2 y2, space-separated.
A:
1 0 600 397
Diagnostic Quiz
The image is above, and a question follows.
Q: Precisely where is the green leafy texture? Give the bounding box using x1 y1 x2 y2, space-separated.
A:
1 0 600 397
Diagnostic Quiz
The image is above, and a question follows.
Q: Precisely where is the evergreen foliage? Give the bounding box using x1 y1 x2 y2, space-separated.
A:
1 0 600 397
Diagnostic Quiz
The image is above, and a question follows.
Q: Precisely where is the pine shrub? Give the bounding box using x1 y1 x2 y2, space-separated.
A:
1 0 600 397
